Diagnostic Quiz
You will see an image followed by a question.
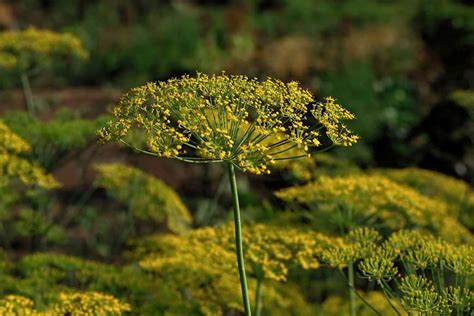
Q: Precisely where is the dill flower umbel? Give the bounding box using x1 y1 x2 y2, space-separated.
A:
52 291 131 315
136 223 334 283
0 295 36 315
94 163 192 234
276 174 472 243
0 292 131 316
0 27 88 73
375 167 474 230
0 120 59 189
135 223 337 315
98 73 358 175
326 228 474 315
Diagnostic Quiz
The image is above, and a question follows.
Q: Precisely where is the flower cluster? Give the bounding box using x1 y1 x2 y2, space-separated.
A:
0 292 130 316
139 236 245 315
0 120 31 154
398 275 449 314
136 223 336 283
12 252 168 315
52 291 131 316
376 167 473 217
274 152 361 182
276 174 472 243
0 120 59 189
376 167 474 232
323 228 474 314
0 295 36 315
133 223 337 315
94 163 192 233
98 73 358 174
364 230 473 314
321 227 381 269
0 27 88 73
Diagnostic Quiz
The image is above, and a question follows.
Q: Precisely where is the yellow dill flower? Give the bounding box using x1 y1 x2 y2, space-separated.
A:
136 223 336 283
331 228 474 315
321 227 382 268
94 163 192 233
375 167 473 218
444 286 473 313
0 295 37 315
0 27 88 73
276 174 472 243
399 275 449 314
98 73 358 175
0 120 30 154
359 252 399 282
98 73 359 314
0 120 59 189
274 152 361 182
51 291 131 315
376 168 471 204
443 243 474 277
134 223 340 315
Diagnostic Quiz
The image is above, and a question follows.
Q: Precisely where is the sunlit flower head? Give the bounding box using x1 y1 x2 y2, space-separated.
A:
98 73 358 174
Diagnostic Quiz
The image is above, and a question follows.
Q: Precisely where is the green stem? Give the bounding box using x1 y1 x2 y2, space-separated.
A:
348 260 357 316
457 275 465 316
379 280 401 316
21 73 35 114
254 278 263 316
338 270 381 315
227 162 252 316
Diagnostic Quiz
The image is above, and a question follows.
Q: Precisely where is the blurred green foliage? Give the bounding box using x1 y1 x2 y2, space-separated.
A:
94 163 192 234
3 109 109 170
0 0 472 314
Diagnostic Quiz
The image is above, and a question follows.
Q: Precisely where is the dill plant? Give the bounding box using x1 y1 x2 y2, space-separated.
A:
135 223 338 315
322 228 474 315
0 292 131 315
0 120 62 248
0 28 88 114
276 174 472 244
0 120 58 189
94 163 192 234
98 73 357 315
3 110 109 171
277 173 473 315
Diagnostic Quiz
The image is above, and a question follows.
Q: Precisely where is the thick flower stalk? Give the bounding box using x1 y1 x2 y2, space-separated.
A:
98 73 358 315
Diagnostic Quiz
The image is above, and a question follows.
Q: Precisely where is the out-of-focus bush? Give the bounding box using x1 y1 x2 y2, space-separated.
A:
3 109 109 170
